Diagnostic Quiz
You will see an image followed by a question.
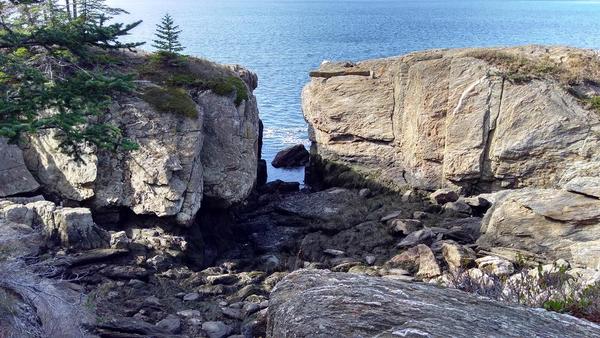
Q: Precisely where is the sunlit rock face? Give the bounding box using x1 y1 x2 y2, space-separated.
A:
20 65 260 225
303 46 600 193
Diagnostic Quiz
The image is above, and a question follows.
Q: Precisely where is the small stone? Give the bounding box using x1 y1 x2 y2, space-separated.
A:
242 302 261 318
156 314 181 334
144 296 161 306
401 190 417 203
107 291 119 299
389 219 422 236
396 228 434 248
146 254 172 271
441 242 476 270
323 249 345 256
347 265 379 276
177 309 201 318
461 196 491 209
365 255 376 265
221 307 243 320
128 279 146 289
386 244 440 278
188 317 202 326
202 321 233 338
183 292 200 302
260 254 281 271
412 211 429 220
430 189 459 205
442 201 472 216
110 231 130 249
359 188 371 198
206 274 239 285
381 210 403 222
271 144 309 168
476 256 514 276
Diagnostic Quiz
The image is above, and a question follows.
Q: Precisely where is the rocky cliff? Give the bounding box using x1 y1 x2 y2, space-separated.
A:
8 55 261 225
303 46 600 192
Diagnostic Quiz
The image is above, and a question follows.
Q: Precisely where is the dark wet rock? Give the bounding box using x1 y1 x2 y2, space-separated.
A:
100 265 150 280
396 228 435 248
298 221 394 262
275 188 368 231
258 180 300 194
442 201 472 216
439 217 482 243
257 159 268 186
271 144 310 168
202 321 233 338
96 317 177 337
156 314 182 334
267 269 600 337
242 308 268 338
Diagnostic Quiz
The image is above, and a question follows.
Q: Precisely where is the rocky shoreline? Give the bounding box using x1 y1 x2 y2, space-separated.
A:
1 45 600 337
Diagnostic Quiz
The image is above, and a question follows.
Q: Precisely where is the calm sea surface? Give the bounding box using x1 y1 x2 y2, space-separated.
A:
108 0 600 183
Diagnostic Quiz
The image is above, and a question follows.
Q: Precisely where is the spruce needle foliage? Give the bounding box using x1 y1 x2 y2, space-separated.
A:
0 0 144 159
152 14 184 56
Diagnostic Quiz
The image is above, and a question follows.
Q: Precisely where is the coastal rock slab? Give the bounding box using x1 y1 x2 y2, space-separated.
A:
267 269 600 337
477 188 600 269
303 46 600 191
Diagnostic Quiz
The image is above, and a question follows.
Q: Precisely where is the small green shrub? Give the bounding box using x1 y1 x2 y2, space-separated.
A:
141 86 198 118
207 76 249 106
588 96 600 114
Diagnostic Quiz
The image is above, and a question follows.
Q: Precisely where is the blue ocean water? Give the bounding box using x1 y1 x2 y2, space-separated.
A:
108 0 600 183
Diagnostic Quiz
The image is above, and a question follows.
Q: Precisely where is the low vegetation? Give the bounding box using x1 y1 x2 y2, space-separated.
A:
464 49 600 86
445 262 600 323
142 86 198 118
587 96 600 114
139 53 249 106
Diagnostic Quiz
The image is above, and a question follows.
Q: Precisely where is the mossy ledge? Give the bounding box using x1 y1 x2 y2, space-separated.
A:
141 86 198 118
138 53 249 106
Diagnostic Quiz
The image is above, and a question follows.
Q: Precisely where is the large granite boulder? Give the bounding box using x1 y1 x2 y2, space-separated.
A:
1 199 109 249
268 269 600 337
0 138 40 197
20 63 260 224
303 46 600 192
477 177 600 269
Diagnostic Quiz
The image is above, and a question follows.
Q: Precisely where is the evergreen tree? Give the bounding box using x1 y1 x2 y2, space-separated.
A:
0 0 144 159
152 14 184 55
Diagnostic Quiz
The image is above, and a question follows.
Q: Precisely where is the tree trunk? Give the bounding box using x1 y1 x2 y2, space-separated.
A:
65 0 72 18
72 0 78 18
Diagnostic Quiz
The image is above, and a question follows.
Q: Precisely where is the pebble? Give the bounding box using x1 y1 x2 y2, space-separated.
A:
156 314 181 334
359 188 371 198
202 321 233 338
365 255 376 265
177 309 201 318
183 292 200 301
323 249 345 256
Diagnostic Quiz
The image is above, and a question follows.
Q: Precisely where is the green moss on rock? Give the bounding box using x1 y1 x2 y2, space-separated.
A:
141 86 198 118
138 53 249 106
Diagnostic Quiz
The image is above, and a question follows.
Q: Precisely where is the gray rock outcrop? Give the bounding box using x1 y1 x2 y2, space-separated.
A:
303 46 600 192
20 63 260 224
0 138 40 197
0 199 109 249
477 176 600 269
267 269 600 337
